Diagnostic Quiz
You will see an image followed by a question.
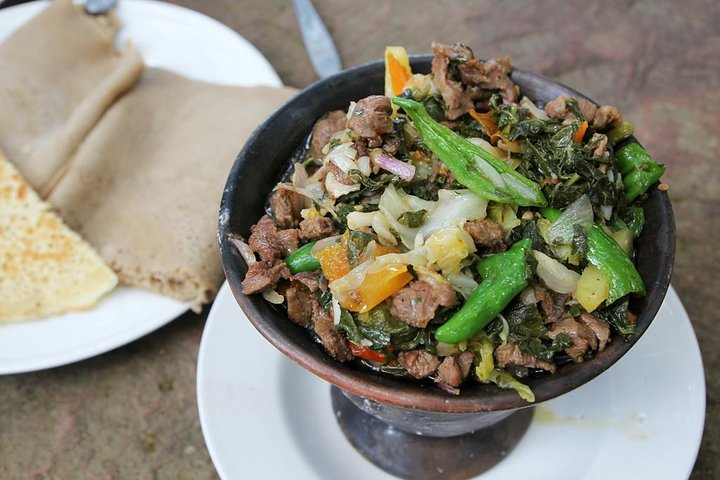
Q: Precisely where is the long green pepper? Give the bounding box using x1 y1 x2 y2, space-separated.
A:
434 238 532 344
615 143 666 202
392 97 547 207
543 208 645 303
283 241 320 274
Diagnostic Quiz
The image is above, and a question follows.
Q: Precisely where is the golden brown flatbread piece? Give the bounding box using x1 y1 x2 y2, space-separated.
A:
0 149 118 322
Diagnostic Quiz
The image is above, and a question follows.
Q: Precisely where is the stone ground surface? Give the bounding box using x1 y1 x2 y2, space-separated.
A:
1 0 718 478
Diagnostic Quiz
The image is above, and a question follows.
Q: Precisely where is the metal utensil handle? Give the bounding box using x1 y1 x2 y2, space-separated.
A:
292 0 341 78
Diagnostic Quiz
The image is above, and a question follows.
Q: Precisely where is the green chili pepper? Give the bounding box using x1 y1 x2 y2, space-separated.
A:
284 241 320 274
606 122 634 145
615 143 666 201
392 97 547 207
543 208 645 303
434 238 532 344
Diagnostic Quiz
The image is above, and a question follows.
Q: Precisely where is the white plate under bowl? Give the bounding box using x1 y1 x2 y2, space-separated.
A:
0 0 281 374
197 284 705 480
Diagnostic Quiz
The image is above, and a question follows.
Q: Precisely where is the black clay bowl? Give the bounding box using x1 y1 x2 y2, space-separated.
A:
218 56 675 414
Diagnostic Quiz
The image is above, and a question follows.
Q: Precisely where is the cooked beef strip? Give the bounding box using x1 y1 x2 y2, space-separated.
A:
311 109 347 159
248 215 299 262
382 136 402 156
593 105 623 130
282 281 314 326
299 216 336 241
312 300 354 361
241 260 291 295
543 95 622 130
355 138 368 158
389 280 457 328
431 42 475 120
534 286 569 324
347 95 393 147
270 187 304 228
547 316 598 362
435 351 476 390
463 219 506 251
291 271 323 293
432 42 519 119
398 350 441 379
435 356 463 390
578 312 611 351
457 55 518 105
325 160 355 186
494 343 557 373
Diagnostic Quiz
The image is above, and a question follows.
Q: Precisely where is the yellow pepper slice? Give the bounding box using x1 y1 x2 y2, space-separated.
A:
315 243 350 282
340 263 413 313
384 46 412 97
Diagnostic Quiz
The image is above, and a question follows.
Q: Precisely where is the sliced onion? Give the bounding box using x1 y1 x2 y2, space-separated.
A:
375 153 416 181
533 250 580 294
262 289 284 304
547 194 593 244
520 96 549 120
310 234 343 254
518 286 537 305
229 235 256 266
497 314 509 344
291 162 308 188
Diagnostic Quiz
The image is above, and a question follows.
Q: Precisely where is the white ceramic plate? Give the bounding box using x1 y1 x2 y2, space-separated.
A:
197 284 705 480
0 0 281 374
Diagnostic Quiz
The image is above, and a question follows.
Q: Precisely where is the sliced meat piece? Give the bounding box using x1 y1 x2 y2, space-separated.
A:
311 300 354 362
398 349 441 379
389 280 457 328
325 159 355 186
457 350 475 379
311 110 347 159
347 95 393 147
543 95 621 131
534 286 569 324
457 55 518 105
547 317 597 362
276 228 300 255
578 312 611 351
241 260 290 295
248 215 284 262
248 215 299 262
593 105 622 130
291 271 323 293
494 343 557 373
543 96 597 123
382 136 403 156
282 281 314 326
299 216 336 241
270 187 304 228
435 350 476 391
431 42 475 120
435 356 463 390
463 219 506 250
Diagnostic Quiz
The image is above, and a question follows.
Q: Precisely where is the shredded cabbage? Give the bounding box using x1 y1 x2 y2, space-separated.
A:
425 227 476 275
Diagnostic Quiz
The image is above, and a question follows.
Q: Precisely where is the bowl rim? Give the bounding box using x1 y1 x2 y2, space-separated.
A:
218 55 675 413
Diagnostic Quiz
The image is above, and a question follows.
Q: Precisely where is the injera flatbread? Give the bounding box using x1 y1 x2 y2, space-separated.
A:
0 149 117 322
48 68 297 310
0 0 143 196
